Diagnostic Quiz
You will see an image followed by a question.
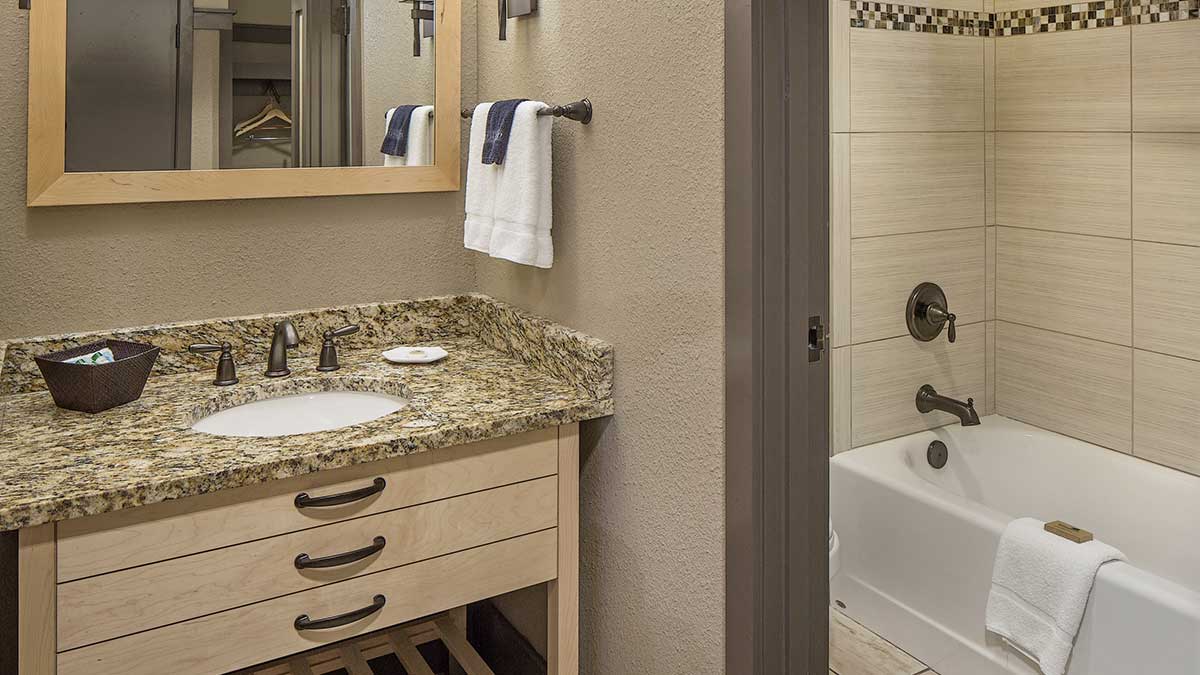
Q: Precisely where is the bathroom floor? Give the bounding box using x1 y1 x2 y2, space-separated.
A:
830 609 936 675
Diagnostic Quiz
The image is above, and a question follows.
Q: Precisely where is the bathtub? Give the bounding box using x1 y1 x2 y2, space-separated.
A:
831 415 1200 675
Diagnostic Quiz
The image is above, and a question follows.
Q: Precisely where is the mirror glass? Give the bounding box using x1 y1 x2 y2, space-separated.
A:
63 0 437 172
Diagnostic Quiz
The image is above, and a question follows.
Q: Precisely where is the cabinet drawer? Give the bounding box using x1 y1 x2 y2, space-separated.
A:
57 477 558 651
57 427 558 582
57 529 557 675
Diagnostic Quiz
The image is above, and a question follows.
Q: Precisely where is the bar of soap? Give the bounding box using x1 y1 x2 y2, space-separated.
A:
64 347 116 366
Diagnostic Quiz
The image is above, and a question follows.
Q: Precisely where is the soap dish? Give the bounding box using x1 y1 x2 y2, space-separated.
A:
382 346 448 364
34 340 160 413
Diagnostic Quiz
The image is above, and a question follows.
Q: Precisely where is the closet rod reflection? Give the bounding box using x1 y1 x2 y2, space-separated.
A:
459 98 593 124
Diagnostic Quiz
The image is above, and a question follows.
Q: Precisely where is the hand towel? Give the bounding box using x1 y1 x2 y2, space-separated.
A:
482 98 529 165
985 517 1126 675
487 101 553 268
405 105 435 166
463 102 498 253
381 104 420 159
382 108 408 167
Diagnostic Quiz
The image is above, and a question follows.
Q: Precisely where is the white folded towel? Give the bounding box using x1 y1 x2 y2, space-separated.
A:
487 101 553 268
985 518 1126 675
463 102 497 253
382 106 435 167
406 105 435 166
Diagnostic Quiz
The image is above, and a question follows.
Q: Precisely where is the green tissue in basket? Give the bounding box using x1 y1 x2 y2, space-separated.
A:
63 347 116 365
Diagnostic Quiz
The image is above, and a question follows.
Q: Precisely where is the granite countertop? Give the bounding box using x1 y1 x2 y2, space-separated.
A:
0 296 613 531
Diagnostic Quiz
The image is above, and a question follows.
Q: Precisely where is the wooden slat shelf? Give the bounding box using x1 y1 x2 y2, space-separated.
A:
233 611 488 675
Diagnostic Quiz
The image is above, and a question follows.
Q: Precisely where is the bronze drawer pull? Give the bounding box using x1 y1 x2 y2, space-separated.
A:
295 477 386 509
295 594 387 631
295 536 387 570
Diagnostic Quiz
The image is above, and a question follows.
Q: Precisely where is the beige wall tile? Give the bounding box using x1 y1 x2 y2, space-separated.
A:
986 226 996 320
995 132 1132 238
831 134 852 348
852 228 986 344
851 31 984 132
852 324 986 447
985 320 996 415
1134 241 1200 361
994 0 1028 9
996 29 1131 131
832 346 853 456
1134 350 1200 476
1133 21 1200 132
1133 134 1200 246
831 0 851 133
851 133 986 238
996 227 1132 345
984 37 996 131
996 322 1133 452
985 132 996 227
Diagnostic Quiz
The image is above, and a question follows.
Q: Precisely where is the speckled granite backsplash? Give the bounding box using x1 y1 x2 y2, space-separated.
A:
0 294 612 401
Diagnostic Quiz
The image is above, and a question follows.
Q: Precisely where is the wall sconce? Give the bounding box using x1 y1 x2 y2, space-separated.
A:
498 0 537 41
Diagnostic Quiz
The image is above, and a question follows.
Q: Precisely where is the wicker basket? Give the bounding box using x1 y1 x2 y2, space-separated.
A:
34 340 160 413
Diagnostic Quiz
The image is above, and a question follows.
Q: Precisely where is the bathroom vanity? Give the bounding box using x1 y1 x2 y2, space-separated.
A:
0 295 612 674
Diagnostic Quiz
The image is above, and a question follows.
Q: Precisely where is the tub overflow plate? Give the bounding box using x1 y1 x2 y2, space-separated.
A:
927 440 949 469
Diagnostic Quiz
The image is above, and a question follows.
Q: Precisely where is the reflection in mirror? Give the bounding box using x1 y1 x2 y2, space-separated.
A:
63 0 436 173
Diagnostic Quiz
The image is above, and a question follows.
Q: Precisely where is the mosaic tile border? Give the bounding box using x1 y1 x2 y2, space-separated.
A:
851 2 995 35
850 0 1199 35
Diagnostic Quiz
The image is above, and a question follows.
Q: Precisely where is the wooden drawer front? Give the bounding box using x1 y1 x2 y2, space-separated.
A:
57 529 558 675
57 477 558 651
57 428 558 582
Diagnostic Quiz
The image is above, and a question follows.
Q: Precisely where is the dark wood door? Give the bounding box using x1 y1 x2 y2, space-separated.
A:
726 0 830 672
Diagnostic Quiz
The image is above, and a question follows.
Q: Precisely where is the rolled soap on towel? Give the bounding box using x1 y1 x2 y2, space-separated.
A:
64 347 116 365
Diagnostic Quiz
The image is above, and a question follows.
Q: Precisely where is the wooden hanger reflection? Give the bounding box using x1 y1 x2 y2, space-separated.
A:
235 81 292 138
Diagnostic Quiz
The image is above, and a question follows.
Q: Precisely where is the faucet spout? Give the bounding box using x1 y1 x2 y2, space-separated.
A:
915 384 980 426
265 320 300 378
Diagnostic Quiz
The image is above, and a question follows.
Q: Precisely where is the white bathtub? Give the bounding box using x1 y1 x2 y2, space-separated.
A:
831 415 1200 675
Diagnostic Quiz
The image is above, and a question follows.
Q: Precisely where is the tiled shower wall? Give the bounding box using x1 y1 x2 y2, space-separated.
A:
831 0 1200 479
992 8 1200 477
830 0 990 452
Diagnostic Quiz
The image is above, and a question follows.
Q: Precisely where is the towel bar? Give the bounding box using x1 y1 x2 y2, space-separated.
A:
460 98 593 125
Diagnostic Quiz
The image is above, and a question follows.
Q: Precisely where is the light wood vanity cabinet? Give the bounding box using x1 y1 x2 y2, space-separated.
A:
17 425 580 675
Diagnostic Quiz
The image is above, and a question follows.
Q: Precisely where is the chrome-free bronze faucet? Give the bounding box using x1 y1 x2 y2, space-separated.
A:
915 384 980 426
266 320 300 377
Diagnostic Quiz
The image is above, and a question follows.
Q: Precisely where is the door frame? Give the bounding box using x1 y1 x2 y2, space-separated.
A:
725 0 830 672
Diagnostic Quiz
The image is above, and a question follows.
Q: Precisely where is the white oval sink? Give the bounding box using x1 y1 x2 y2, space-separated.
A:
192 391 408 438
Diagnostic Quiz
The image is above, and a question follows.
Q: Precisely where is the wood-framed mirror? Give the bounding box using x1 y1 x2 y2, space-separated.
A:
25 0 460 207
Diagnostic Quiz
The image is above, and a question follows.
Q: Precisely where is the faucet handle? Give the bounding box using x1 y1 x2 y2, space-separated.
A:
926 304 957 344
189 342 239 386
317 324 360 372
329 324 360 339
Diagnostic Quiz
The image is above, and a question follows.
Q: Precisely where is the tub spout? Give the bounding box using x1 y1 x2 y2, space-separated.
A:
915 384 981 426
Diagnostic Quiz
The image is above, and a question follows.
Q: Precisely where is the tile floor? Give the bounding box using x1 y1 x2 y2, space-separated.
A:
830 609 937 675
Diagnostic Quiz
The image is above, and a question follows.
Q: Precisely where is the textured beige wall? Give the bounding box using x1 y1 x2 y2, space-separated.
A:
0 4 478 340
473 2 726 673
361 0 437 166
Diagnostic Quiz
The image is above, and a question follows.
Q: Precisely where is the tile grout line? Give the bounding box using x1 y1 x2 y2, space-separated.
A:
1129 21 1136 458
992 222 1200 250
